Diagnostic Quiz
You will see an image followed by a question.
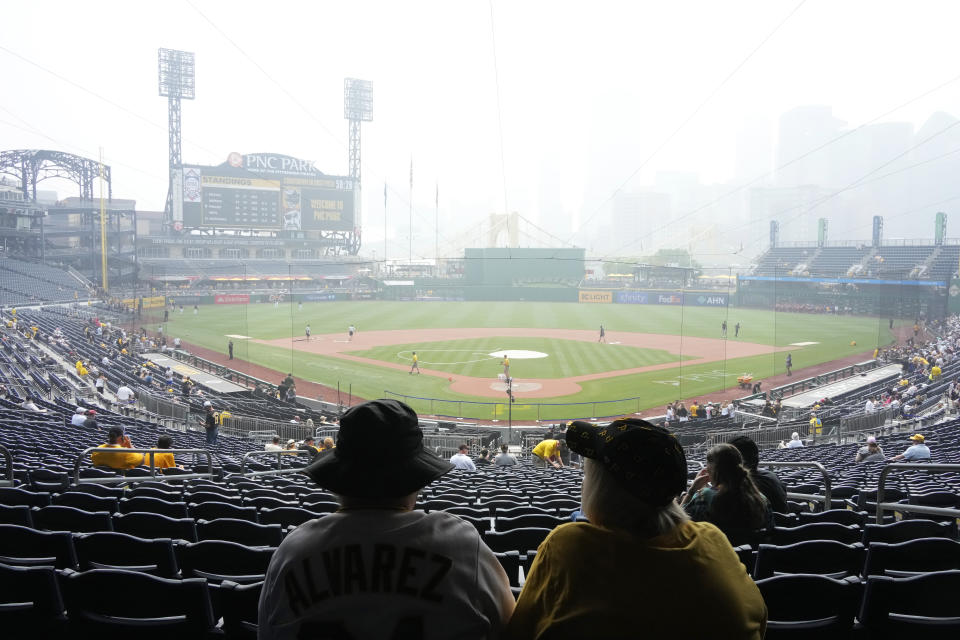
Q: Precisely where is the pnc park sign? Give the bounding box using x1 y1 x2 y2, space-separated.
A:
228 152 320 177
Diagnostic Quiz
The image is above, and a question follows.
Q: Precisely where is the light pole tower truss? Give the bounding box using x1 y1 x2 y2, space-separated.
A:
158 48 195 232
343 78 372 255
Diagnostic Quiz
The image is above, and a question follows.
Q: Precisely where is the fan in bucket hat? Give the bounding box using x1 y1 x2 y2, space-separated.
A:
305 399 453 498
566 418 687 506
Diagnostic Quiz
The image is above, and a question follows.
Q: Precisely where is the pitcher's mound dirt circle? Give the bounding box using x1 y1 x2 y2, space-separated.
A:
490 381 543 392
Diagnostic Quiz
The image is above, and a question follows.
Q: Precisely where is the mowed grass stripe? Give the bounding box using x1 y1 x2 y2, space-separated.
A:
349 338 686 379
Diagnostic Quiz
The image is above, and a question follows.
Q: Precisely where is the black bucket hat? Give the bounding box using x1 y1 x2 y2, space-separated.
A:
305 399 453 498
567 418 687 506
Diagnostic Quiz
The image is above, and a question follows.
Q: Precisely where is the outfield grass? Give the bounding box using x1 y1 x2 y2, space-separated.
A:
151 301 894 419
350 337 691 378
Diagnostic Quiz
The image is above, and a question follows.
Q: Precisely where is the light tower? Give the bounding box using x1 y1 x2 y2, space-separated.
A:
343 78 373 254
158 48 195 232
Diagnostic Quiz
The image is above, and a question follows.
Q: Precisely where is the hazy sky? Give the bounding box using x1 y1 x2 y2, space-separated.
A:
3 0 960 259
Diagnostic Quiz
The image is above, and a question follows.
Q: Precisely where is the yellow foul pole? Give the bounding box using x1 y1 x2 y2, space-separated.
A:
99 148 108 291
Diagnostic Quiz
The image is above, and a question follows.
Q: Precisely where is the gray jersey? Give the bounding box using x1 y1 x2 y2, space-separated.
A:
258 510 513 640
494 453 517 466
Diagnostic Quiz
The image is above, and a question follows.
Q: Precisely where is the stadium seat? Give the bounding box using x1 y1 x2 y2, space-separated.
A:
0 562 67 634
494 514 567 532
0 504 33 527
483 527 553 554
27 469 70 493
184 490 244 505
244 496 299 511
769 523 861 546
258 506 322 528
52 491 119 513
454 514 492 535
756 573 860 639
197 518 284 547
495 506 556 519
61 568 217 638
67 483 125 499
0 524 77 568
32 505 113 533
494 551 522 587
74 531 179 578
118 496 189 519
863 538 960 577
177 540 276 583
753 541 865 579
797 509 868 526
861 520 955 546
189 501 258 522
0 487 50 507
220 580 263 639
859 570 960 638
443 506 491 519
113 512 198 542
298 498 340 513
126 486 183 501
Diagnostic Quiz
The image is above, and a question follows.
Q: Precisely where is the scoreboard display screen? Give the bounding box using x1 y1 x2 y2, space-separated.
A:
180 154 355 231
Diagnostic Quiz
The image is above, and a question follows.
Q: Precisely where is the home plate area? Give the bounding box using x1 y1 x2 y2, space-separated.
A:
490 381 543 392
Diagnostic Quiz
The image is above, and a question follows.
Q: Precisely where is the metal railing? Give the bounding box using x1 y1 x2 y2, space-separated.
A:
239 449 313 477
0 444 13 487
757 460 832 507
876 463 960 524
72 447 216 485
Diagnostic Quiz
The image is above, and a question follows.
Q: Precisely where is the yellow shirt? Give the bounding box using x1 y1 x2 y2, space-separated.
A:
91 444 144 470
931 366 942 379
505 521 766 640
144 450 177 469
809 417 822 434
532 439 560 460
503 358 510 367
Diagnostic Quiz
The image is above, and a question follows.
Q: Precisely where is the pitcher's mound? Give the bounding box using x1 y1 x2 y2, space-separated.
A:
490 381 542 392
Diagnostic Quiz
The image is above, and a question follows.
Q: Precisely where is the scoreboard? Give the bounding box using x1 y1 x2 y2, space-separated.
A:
178 153 355 231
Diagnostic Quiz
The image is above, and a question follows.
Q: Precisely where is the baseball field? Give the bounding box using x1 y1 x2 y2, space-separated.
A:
154 300 896 421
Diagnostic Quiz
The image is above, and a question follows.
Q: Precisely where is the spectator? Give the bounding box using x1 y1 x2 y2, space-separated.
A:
786 432 804 448
70 406 87 427
285 439 298 451
728 436 788 513
681 443 773 537
91 427 143 469
494 444 517 467
265 436 283 452
299 436 320 459
531 437 564 469
82 409 98 429
864 397 875 413
855 437 885 463
808 413 822 437
890 434 931 461
506 419 766 639
181 376 194 397
204 405 218 447
94 373 106 395
450 444 477 471
148 435 181 470
321 437 335 452
475 449 492 466
258 399 514 638
22 397 45 412
285 385 297 404
116 383 135 405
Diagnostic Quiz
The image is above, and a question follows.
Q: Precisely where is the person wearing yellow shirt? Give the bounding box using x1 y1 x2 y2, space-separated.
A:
505 419 766 640
531 438 563 469
930 365 942 381
91 427 144 469
145 435 182 470
809 413 822 436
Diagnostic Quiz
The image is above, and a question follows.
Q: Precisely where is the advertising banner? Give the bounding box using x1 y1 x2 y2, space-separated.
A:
615 291 649 304
691 293 728 306
579 290 613 303
303 292 336 302
215 294 250 305
654 292 684 305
